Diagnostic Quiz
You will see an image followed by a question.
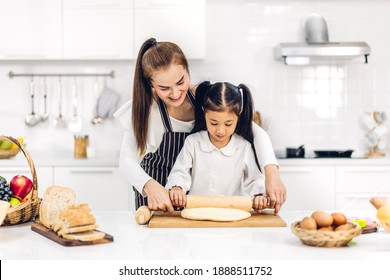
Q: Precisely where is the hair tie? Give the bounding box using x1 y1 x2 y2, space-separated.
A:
237 86 243 114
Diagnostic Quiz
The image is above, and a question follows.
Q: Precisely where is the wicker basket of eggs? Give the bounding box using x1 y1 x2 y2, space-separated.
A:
291 210 362 247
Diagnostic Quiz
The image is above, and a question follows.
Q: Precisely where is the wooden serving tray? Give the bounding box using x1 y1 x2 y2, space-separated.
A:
148 210 287 228
31 222 113 247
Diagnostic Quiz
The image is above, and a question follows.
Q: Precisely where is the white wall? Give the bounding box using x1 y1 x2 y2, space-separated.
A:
1 0 390 158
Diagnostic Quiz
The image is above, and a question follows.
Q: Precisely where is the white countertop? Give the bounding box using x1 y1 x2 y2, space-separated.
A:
1 209 389 260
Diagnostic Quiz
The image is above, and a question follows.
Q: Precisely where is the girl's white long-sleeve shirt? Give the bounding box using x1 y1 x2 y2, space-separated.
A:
165 131 265 196
114 99 278 196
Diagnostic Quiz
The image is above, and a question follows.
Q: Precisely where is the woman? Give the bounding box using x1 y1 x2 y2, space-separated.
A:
114 38 286 214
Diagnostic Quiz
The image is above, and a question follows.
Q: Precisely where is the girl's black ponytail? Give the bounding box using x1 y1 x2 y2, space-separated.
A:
192 81 211 133
236 84 261 170
235 84 254 144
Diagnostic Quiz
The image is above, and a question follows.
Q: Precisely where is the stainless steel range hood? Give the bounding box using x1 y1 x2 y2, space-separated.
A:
274 14 371 65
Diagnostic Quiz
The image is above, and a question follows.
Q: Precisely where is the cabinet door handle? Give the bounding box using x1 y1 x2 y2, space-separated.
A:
69 169 114 174
281 168 313 173
342 194 390 199
344 167 390 173
5 54 47 59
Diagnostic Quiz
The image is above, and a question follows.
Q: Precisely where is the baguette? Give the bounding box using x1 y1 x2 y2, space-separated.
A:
39 186 76 229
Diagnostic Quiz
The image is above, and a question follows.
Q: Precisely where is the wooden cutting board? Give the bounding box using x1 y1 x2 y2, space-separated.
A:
148 210 287 228
31 222 113 246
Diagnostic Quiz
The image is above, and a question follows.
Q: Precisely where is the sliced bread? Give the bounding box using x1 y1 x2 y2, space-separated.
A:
52 204 96 232
57 224 99 237
62 230 105 241
39 186 76 229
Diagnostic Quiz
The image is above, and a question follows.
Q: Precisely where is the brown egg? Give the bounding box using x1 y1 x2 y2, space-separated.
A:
311 210 333 227
334 224 352 231
319 226 333 231
331 212 347 226
300 216 317 230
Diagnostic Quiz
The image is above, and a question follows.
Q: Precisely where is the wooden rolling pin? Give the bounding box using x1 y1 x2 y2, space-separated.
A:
134 195 253 225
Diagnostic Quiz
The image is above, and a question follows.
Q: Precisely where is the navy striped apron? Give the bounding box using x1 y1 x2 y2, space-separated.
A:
133 90 195 210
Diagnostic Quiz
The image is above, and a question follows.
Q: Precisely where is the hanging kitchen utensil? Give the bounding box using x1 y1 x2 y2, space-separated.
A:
40 76 49 122
91 78 104 125
96 85 120 119
25 78 40 126
68 78 83 132
53 78 66 128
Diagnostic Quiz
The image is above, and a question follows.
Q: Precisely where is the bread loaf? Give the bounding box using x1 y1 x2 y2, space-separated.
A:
39 186 76 228
39 187 105 242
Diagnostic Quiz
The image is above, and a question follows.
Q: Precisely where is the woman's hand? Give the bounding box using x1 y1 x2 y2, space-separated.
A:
264 165 286 214
143 179 174 213
169 186 187 208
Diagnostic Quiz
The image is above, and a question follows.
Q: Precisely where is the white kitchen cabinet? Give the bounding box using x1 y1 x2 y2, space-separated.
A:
279 166 336 210
134 0 205 59
0 0 62 59
63 0 134 59
336 166 390 210
0 167 53 198
53 166 131 210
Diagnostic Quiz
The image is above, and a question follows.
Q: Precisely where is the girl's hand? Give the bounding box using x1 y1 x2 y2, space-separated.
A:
253 195 271 212
143 179 174 213
169 186 187 208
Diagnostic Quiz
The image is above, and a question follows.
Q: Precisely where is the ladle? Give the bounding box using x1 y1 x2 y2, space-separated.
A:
25 78 40 126
40 77 49 122
91 78 104 125
53 78 66 128
68 78 83 132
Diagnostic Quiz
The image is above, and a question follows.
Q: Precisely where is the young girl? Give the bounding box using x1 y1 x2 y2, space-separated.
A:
165 81 270 211
114 38 284 213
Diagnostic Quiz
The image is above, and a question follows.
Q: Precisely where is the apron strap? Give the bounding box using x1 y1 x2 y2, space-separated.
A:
187 89 196 108
157 90 196 132
157 98 173 132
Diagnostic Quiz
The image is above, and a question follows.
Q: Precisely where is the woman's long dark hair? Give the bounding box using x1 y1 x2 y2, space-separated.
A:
192 81 255 145
132 38 189 155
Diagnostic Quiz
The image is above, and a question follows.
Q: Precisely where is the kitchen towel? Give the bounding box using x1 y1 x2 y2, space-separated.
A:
95 86 120 119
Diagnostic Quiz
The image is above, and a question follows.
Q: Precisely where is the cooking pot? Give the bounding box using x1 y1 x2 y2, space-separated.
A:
286 145 305 158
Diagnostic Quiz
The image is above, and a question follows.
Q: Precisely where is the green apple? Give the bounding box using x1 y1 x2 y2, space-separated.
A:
9 197 20 207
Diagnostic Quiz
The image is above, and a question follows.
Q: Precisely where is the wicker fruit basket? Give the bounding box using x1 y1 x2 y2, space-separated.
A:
0 149 20 159
0 135 41 225
291 221 363 247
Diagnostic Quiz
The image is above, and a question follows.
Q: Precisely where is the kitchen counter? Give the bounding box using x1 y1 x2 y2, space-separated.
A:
1 209 389 260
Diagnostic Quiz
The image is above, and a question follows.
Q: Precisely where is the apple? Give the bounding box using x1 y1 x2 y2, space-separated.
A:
10 175 33 200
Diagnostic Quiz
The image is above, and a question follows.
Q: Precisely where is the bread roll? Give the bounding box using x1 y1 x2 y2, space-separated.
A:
370 197 389 210
377 204 390 232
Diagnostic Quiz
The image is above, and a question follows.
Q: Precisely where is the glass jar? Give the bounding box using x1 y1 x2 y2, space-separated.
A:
74 134 89 159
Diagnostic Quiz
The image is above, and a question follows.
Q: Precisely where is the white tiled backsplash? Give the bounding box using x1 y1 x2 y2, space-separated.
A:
1 0 390 158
